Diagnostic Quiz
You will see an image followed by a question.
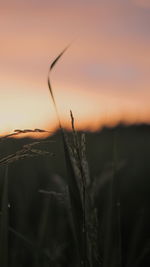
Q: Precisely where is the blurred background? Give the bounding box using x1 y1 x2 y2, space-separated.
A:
0 0 150 134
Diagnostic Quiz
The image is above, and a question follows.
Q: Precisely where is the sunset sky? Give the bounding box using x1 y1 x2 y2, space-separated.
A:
0 0 150 135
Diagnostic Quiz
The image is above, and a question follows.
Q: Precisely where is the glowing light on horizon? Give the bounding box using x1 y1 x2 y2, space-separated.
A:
0 78 150 138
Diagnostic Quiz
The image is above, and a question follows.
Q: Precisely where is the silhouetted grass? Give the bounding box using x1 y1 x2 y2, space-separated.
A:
0 131 53 267
47 47 102 267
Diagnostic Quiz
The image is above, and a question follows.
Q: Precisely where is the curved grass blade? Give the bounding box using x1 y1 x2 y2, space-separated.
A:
47 45 70 127
49 45 70 71
47 47 85 266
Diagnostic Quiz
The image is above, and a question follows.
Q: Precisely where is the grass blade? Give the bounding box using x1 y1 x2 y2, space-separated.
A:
47 47 86 266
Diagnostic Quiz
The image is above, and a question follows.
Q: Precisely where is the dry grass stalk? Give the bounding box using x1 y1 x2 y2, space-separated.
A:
46 48 102 267
0 141 52 167
0 133 54 267
0 129 51 143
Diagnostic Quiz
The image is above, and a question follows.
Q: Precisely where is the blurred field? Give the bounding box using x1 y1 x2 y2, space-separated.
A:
0 124 150 266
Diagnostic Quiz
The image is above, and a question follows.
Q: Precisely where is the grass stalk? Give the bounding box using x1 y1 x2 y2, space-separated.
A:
47 47 90 267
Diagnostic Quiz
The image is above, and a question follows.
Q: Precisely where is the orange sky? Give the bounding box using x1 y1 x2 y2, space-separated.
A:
0 0 150 135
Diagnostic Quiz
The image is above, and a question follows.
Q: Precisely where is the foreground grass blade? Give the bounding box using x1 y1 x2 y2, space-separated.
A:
47 46 83 208
50 45 70 71
47 48 86 266
48 45 70 119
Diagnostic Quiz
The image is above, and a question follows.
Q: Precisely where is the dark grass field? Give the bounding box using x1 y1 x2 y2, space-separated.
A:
0 124 150 266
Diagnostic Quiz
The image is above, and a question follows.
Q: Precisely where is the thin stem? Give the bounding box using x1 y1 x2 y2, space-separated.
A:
70 111 88 267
